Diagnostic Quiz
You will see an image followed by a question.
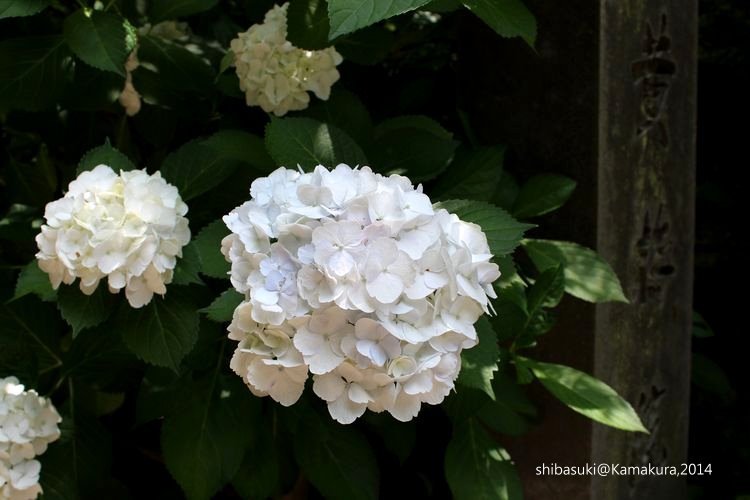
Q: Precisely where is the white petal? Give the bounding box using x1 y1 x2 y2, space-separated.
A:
328 394 367 424
313 373 346 401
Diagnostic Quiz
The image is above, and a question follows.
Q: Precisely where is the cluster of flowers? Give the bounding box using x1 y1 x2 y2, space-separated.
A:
36 165 190 308
0 378 61 500
229 3 342 116
222 165 500 423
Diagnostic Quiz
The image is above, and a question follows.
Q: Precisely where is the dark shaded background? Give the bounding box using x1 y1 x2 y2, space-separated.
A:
689 0 750 498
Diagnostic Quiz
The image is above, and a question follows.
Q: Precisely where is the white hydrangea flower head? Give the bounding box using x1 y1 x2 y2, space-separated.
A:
222 164 501 423
35 164 190 308
229 3 343 116
0 378 61 500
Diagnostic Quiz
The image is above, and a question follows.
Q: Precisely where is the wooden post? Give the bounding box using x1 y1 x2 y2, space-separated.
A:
459 1 696 498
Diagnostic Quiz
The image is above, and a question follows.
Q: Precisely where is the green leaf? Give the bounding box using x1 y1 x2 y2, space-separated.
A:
218 50 234 76
194 220 230 279
433 146 505 202
133 35 214 107
368 115 458 182
335 24 395 65
57 284 117 338
0 296 64 375
40 411 114 499
162 372 260 500
172 242 204 286
149 0 219 22
524 358 648 432
511 174 577 219
437 199 534 257
462 0 536 46
425 0 461 12
160 140 241 201
0 0 49 18
492 170 520 210
477 373 536 436
64 10 136 76
63 322 141 389
288 0 332 50
692 311 714 338
490 295 527 343
12 261 56 302
232 424 279 499
0 204 39 243
77 139 137 174
0 36 73 111
691 353 734 403
200 289 243 323
201 129 276 174
295 412 379 500
265 117 367 171
303 89 373 146
327 0 432 39
5 154 56 207
115 289 199 371
457 317 499 400
526 264 564 316
364 413 416 463
522 239 628 303
445 418 523 500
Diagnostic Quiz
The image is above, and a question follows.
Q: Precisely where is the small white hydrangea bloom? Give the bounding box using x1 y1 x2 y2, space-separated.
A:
229 3 343 116
0 378 61 500
35 164 190 308
222 165 501 423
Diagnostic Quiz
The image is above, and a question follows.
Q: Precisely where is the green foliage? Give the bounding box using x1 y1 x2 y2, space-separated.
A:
40 409 115 498
295 410 380 500
57 284 117 337
63 10 136 76
0 0 49 19
368 115 458 182
433 146 505 202
522 239 628 303
327 0 431 39
437 199 534 257
201 130 276 173
0 2 641 498
162 371 260 499
114 289 200 371
0 36 73 111
457 317 499 400
232 426 280 499
133 35 215 108
462 0 536 46
512 174 577 219
522 358 648 432
200 289 244 323
692 353 734 403
265 117 367 170
303 89 373 146
13 261 56 302
288 0 332 50
149 0 219 22
193 220 230 279
445 418 522 500
526 264 564 316
693 311 715 338
77 140 137 174
160 140 241 201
